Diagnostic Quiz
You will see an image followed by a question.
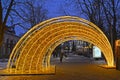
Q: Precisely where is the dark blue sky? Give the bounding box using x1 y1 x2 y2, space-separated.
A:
44 0 80 18
45 0 64 18
3 0 120 36
15 0 78 35
13 0 85 35
16 0 68 35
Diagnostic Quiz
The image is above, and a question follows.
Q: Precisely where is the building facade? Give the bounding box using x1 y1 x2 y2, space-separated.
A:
0 27 20 58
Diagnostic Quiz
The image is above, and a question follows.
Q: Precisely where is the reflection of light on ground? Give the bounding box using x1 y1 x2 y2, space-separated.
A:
99 65 116 69
0 66 55 75
0 55 119 80
0 61 120 80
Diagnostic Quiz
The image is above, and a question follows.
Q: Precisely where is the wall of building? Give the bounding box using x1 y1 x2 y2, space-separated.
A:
0 32 20 58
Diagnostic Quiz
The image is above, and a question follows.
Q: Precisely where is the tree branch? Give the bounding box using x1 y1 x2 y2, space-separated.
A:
3 0 14 27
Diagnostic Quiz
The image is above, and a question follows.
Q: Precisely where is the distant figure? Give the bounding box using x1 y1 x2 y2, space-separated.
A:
53 49 57 58
60 49 64 63
60 49 67 63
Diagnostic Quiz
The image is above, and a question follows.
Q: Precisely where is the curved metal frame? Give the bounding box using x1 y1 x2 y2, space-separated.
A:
6 16 114 74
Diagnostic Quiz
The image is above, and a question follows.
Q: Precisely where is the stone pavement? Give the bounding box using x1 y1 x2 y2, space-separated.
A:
0 55 120 80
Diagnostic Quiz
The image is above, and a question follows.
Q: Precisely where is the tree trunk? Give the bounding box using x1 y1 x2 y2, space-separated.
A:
0 0 3 47
0 0 14 47
112 0 117 56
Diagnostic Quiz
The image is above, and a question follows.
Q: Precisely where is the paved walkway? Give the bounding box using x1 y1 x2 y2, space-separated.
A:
0 55 120 80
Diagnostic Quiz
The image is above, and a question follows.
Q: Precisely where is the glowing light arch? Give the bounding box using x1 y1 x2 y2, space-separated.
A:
7 16 114 74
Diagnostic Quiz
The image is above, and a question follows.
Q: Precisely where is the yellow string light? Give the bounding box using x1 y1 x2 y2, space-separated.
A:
6 16 114 74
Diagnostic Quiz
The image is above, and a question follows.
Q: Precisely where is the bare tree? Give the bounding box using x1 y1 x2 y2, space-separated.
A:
101 0 120 54
72 0 120 54
0 0 47 46
10 0 47 30
0 0 14 47
75 0 106 31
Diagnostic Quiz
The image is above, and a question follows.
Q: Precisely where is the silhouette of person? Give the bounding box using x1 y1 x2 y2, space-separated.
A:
60 49 64 63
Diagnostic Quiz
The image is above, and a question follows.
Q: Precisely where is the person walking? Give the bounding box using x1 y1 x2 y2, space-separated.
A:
60 49 64 63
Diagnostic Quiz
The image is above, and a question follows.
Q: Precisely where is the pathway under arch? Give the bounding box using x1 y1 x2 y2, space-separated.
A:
6 16 114 74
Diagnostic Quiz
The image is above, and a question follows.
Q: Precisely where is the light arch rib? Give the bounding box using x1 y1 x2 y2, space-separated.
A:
7 16 114 74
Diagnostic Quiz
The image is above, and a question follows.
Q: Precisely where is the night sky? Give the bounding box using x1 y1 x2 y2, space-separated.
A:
14 0 84 36
44 0 80 18
2 0 120 37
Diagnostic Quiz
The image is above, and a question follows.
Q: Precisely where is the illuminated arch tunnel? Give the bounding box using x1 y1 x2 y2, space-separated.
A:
6 16 114 74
